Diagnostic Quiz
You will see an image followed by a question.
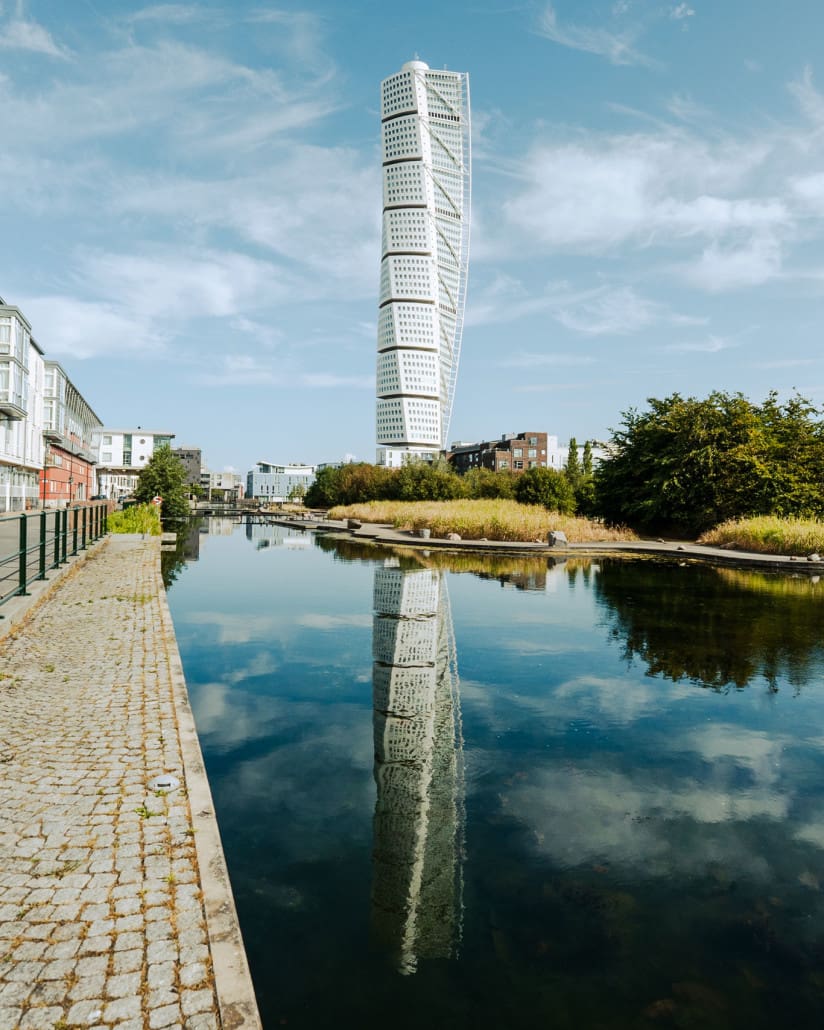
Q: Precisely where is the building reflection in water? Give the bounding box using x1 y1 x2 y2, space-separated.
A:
371 561 466 975
244 519 311 550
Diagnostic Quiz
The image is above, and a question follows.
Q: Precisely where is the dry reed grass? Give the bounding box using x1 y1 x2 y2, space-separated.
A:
699 516 824 556
328 499 636 543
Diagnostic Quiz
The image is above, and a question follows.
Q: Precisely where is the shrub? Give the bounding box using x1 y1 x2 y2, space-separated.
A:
107 503 162 536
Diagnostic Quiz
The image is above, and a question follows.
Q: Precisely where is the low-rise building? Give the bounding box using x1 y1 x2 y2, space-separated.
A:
1 300 102 511
41 362 103 507
448 432 560 474
171 447 202 490
246 462 315 504
93 429 175 500
0 301 45 510
203 470 244 503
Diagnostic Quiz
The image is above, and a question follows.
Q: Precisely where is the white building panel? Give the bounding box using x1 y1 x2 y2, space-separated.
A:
376 60 470 464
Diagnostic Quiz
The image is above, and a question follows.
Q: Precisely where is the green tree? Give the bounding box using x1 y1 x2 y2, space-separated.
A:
565 437 581 486
134 446 190 520
582 440 594 478
389 458 464 502
594 391 824 534
304 465 341 508
576 440 596 515
304 463 395 508
514 466 577 513
462 467 517 500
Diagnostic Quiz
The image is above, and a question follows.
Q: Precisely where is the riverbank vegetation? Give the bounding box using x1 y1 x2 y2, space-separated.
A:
595 391 824 535
107 503 161 535
308 389 824 548
699 516 824 556
328 499 636 543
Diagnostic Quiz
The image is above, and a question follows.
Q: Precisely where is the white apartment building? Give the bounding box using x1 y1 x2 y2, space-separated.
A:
376 60 471 468
42 362 103 507
201 470 245 502
246 462 315 504
93 429 175 500
0 301 45 511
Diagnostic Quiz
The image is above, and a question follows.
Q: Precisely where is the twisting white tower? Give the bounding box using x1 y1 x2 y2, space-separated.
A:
376 60 471 467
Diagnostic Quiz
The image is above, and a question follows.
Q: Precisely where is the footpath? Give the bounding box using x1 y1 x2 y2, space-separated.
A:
0 535 260 1030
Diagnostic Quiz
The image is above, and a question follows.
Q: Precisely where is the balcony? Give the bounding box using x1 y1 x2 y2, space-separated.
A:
0 395 25 420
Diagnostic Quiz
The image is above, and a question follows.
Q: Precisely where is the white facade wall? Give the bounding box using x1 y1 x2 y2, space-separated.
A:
0 303 45 510
376 60 471 467
93 429 175 498
246 463 316 503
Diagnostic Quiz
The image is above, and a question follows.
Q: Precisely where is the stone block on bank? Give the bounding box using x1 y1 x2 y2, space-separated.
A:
547 531 568 547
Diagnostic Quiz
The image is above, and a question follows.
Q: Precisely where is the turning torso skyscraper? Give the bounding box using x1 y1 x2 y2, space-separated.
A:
375 60 471 467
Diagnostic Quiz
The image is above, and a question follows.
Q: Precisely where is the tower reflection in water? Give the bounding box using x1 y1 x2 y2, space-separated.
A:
371 561 466 975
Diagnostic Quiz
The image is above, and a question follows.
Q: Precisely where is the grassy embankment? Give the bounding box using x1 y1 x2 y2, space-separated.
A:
699 516 824 556
328 499 636 543
107 503 162 535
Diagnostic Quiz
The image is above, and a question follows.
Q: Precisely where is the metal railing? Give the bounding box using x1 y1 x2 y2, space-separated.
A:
0 502 109 612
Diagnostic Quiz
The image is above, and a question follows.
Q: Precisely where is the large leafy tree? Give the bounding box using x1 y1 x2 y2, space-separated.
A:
135 446 190 520
594 391 824 534
514 466 577 513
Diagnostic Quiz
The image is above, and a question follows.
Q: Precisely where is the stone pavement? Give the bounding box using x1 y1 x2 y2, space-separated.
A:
0 535 260 1030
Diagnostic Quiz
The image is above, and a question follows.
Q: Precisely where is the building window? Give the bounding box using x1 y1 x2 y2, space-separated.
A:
102 451 112 462
528 437 538 445
514 460 523 470
528 448 537 458
103 435 112 445
498 460 509 469
513 448 523 457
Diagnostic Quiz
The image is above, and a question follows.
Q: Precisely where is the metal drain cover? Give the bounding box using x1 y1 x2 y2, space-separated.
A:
149 774 181 792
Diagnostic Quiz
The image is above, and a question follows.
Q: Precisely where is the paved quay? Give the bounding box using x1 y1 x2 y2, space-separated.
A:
0 534 261 1030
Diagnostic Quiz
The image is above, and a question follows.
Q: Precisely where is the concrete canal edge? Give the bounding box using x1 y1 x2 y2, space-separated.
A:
0 532 263 1029
154 557 263 1030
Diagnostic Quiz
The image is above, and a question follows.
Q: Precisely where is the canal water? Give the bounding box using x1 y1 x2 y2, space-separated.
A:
166 518 824 1029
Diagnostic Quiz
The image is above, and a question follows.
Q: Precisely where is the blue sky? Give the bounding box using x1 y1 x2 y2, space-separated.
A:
3 0 824 472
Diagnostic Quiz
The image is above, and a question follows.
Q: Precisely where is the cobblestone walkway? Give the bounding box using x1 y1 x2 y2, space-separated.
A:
0 537 224 1029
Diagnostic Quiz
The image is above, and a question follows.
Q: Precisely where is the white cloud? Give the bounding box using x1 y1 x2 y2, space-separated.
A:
665 334 738 353
15 295 162 359
0 17 70 58
671 3 695 20
684 235 783 291
501 134 781 252
788 66 824 129
78 247 294 321
791 172 824 212
536 2 656 67
127 4 205 24
470 278 698 336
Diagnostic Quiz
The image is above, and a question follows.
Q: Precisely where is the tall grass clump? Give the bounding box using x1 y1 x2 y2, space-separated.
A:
329 499 636 543
107 503 162 536
700 516 824 556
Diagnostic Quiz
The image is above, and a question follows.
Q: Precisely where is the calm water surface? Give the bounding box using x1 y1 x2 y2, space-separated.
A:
166 519 824 1030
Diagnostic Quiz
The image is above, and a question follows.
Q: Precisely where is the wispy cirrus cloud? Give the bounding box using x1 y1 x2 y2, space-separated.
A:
0 14 70 58
470 278 700 336
536 2 656 67
664 334 738 354
126 4 206 24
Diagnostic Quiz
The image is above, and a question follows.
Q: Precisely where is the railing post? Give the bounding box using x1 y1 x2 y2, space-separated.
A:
39 510 48 580
53 510 61 569
17 513 29 597
61 508 68 564
81 506 88 550
71 508 78 556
